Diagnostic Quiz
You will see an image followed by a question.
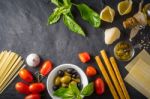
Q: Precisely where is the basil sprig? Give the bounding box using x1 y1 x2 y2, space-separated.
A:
81 82 94 96
53 82 94 99
63 15 85 36
77 4 100 28
48 6 71 24
48 0 101 36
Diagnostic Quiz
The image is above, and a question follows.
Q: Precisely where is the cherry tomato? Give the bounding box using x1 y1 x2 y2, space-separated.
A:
25 94 41 99
29 83 45 93
78 52 90 63
40 60 53 76
15 82 30 94
95 78 105 95
19 69 33 83
86 66 97 77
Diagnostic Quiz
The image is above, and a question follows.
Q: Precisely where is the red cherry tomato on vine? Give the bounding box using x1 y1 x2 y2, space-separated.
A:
40 60 53 76
15 82 30 94
86 66 97 77
95 78 105 95
78 52 90 63
25 94 41 99
19 69 33 83
29 83 45 93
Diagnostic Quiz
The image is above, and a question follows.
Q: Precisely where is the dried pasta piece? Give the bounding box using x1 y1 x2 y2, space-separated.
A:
95 56 119 99
100 50 125 99
125 59 150 98
110 57 130 99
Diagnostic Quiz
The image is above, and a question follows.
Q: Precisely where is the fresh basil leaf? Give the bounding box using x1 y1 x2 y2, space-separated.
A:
69 84 80 96
63 0 73 18
77 94 82 99
77 4 101 28
51 0 71 6
63 0 71 6
81 82 94 96
51 0 62 6
48 6 71 24
48 8 61 24
63 14 85 36
67 12 74 19
53 87 74 98
63 97 74 99
62 5 71 14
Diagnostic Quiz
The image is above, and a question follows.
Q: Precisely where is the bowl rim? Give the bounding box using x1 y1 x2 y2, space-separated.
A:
46 63 88 99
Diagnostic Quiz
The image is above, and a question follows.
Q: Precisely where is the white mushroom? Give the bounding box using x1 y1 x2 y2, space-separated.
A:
26 53 40 67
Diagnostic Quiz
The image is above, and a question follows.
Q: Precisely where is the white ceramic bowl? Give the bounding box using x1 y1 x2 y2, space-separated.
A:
47 64 88 99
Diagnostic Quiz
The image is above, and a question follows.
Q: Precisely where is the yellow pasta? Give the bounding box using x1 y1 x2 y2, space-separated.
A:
0 55 19 86
0 51 11 71
110 57 130 99
0 51 24 94
0 52 16 80
95 56 119 99
100 50 125 99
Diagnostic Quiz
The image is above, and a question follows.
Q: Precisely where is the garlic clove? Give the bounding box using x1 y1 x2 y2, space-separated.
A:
26 53 40 67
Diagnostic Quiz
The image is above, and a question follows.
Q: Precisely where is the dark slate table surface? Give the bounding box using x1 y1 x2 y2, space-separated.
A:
0 0 150 99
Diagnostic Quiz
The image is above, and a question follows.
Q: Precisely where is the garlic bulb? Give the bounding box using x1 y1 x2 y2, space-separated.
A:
26 53 40 67
105 27 121 45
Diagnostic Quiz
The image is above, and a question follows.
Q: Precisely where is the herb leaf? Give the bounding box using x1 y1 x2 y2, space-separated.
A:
81 82 94 96
48 8 61 24
48 6 71 24
49 0 100 36
51 0 62 6
63 0 73 18
53 82 94 99
67 12 74 19
77 94 82 99
53 87 74 98
69 84 80 96
77 4 101 28
63 14 85 36
63 0 71 6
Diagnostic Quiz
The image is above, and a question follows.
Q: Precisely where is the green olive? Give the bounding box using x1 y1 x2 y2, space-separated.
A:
54 76 61 86
70 81 77 85
64 72 71 76
72 78 81 83
61 83 68 88
60 76 71 84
